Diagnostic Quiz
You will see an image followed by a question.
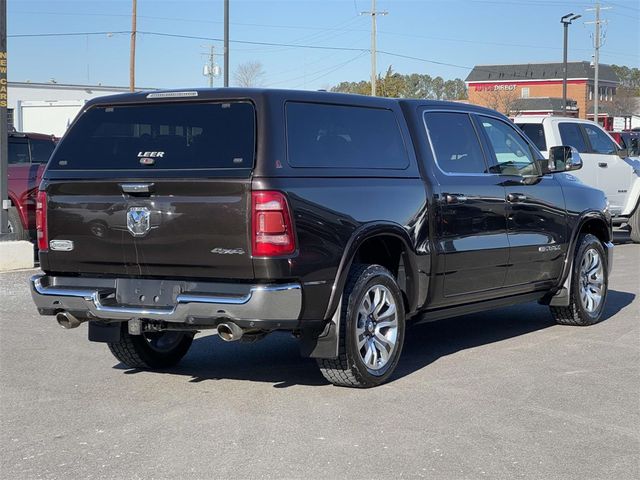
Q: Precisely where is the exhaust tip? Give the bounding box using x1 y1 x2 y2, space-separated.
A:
56 312 82 329
217 322 243 342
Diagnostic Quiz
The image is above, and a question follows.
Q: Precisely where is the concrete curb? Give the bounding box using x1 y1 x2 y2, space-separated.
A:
0 241 35 272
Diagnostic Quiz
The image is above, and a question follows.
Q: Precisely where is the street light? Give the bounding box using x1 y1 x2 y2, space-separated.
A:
561 13 582 116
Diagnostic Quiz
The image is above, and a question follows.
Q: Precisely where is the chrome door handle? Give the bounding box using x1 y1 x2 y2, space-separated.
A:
445 194 468 204
598 162 608 168
507 193 527 203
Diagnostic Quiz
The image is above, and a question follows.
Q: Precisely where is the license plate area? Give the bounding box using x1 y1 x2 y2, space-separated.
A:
116 279 183 307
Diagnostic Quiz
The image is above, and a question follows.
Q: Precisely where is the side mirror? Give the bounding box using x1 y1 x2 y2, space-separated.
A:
617 147 629 159
547 146 583 173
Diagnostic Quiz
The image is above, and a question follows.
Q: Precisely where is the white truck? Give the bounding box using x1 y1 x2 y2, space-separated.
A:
515 115 640 243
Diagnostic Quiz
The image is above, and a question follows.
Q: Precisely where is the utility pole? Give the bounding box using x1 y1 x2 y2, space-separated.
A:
224 0 229 87
203 45 219 88
0 0 9 237
561 13 581 116
129 0 137 92
361 0 387 96
586 1 610 125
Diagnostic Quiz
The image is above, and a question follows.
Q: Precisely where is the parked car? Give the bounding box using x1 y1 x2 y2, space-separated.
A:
30 89 612 388
6 131 57 240
515 115 640 242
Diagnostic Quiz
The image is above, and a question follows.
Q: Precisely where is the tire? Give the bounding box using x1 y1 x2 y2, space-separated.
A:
550 234 608 326
629 204 640 243
317 264 406 388
108 323 194 369
7 207 29 241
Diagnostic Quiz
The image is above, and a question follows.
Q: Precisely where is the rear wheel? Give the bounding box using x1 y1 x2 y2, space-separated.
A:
550 234 608 326
7 207 29 241
317 264 406 388
628 204 640 243
108 324 194 369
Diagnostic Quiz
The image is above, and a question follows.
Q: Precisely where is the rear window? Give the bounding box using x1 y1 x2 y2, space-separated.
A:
286 102 408 169
516 123 546 152
49 101 255 170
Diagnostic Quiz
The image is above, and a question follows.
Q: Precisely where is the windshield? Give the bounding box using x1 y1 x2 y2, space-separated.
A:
49 101 255 170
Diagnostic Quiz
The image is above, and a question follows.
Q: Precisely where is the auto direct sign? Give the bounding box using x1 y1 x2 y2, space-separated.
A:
474 84 517 92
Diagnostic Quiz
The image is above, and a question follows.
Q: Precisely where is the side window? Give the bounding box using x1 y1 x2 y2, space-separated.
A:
8 140 30 164
29 139 56 164
516 123 547 152
583 124 617 155
286 102 408 169
479 116 538 176
558 123 588 153
423 112 487 174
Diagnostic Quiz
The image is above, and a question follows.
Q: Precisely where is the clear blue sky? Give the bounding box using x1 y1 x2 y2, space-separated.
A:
6 0 640 90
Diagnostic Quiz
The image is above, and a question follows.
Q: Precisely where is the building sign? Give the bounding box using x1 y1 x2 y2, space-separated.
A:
0 50 6 108
474 84 517 92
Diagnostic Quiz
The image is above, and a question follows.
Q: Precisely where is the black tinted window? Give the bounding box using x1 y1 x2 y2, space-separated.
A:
30 139 56 164
50 102 255 170
481 116 538 176
516 123 547 151
558 123 588 153
424 112 487 174
286 102 408 169
583 124 617 155
8 140 29 164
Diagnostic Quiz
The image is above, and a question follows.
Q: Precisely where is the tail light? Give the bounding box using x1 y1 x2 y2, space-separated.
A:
36 190 48 251
251 191 296 256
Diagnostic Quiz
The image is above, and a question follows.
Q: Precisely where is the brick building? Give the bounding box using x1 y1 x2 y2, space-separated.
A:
465 61 619 122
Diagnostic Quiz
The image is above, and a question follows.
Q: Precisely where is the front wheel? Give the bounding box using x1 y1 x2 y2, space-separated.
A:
108 324 194 369
550 234 608 326
317 264 406 388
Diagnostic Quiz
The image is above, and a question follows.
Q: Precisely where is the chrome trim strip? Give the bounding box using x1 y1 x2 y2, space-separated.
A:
31 275 302 323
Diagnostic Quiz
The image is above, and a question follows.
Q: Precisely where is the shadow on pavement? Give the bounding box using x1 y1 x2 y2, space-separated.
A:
114 289 635 388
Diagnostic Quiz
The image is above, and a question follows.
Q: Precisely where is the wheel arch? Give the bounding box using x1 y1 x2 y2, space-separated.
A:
323 222 420 321
542 210 612 306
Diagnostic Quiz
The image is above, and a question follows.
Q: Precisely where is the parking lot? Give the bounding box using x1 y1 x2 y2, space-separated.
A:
0 235 638 480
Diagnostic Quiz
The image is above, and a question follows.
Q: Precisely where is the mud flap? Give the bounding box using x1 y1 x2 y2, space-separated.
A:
88 321 122 343
301 299 341 359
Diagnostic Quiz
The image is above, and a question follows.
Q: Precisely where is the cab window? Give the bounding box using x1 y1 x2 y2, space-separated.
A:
479 116 539 176
423 112 487 174
583 124 617 155
558 123 589 153
8 140 30 164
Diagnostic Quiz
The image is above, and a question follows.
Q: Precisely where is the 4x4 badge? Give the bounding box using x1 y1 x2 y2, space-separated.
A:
127 207 151 237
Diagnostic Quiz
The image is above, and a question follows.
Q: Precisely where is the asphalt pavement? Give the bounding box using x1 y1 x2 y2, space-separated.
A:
1 235 638 480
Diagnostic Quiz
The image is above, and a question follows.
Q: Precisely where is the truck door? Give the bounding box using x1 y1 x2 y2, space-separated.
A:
476 115 568 288
422 110 509 304
581 123 633 217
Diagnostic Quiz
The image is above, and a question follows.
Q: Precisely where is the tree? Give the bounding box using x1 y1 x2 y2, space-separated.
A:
234 61 265 87
330 68 467 101
478 88 520 115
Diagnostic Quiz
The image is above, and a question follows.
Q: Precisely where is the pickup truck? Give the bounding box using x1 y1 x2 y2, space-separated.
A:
30 89 613 388
6 131 57 240
515 115 640 242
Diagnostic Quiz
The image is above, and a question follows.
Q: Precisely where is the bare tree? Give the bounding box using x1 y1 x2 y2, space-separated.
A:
478 88 520 115
234 61 265 87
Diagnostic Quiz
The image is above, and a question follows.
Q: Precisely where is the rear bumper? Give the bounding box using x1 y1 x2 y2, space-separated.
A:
30 275 302 329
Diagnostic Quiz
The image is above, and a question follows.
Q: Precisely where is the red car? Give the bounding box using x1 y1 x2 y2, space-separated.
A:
7 131 58 241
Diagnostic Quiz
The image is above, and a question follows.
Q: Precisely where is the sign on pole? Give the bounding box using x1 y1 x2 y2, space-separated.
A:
1 0 10 237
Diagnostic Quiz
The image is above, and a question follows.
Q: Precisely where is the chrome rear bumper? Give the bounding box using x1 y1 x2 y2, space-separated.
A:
31 275 302 327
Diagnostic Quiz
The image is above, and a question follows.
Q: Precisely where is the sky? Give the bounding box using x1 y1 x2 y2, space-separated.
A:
6 0 640 91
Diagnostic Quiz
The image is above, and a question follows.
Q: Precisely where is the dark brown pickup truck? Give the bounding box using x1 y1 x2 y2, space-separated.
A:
30 88 612 387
